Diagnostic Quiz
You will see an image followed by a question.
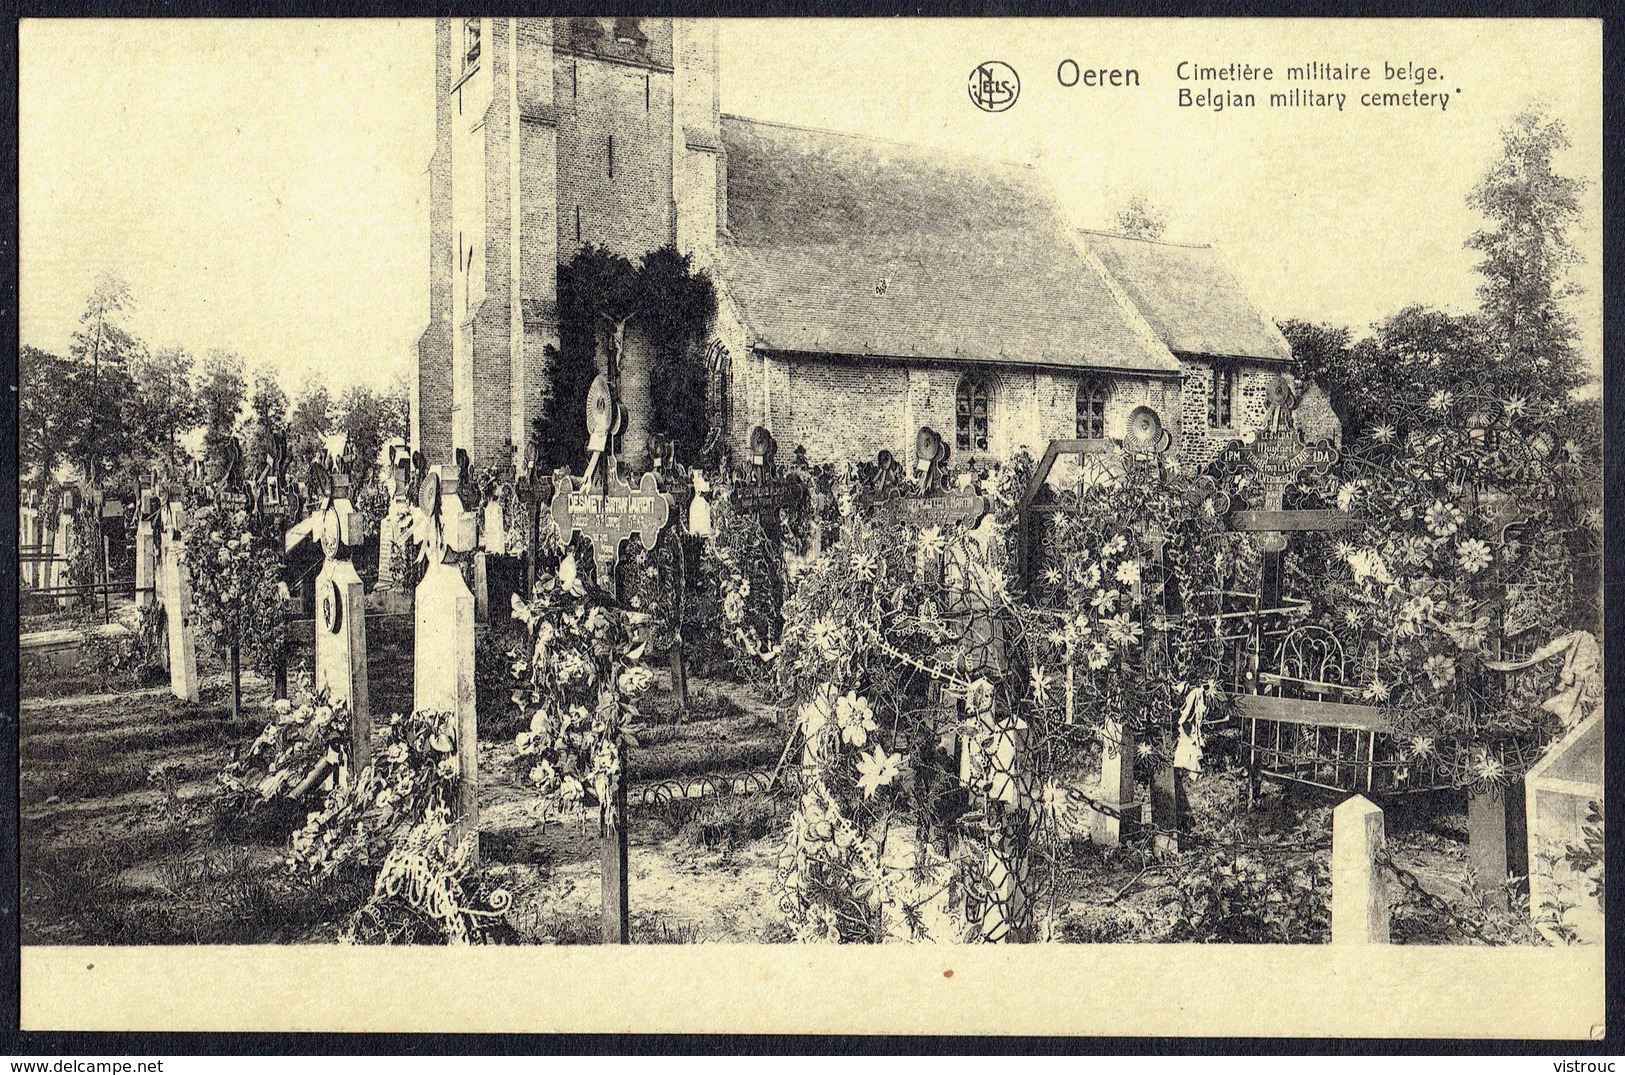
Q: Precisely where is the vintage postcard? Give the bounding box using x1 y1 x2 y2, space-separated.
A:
15 16 1606 1037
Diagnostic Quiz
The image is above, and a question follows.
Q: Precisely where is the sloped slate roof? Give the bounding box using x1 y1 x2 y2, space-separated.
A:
1081 230 1292 363
715 115 1180 375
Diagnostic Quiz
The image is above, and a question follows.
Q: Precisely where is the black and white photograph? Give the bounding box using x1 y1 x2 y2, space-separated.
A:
13 15 1608 1037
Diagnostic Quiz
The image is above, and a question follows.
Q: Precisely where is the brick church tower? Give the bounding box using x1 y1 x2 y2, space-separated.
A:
414 17 721 471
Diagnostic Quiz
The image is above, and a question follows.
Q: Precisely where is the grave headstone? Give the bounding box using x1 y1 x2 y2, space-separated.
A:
375 439 416 614
21 495 41 591
1332 794 1390 944
51 486 81 609
411 457 480 850
287 446 371 775
159 487 199 703
134 473 161 609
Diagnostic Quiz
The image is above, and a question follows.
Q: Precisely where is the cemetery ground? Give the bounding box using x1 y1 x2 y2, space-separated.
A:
19 613 794 945
20 605 1513 945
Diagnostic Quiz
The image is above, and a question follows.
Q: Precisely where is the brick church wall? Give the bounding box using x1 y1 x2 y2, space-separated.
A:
739 354 1178 471
1178 357 1283 467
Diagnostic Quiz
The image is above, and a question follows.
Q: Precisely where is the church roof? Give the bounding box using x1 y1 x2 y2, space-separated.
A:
1079 230 1293 363
715 115 1181 376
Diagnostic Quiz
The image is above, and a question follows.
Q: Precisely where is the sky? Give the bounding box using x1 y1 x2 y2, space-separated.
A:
19 18 1604 394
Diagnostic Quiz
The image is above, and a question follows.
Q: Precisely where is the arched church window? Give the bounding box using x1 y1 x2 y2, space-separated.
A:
1077 379 1109 439
955 375 993 453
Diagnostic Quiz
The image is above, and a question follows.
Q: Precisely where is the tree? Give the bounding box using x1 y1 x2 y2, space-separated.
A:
1281 307 1496 441
1279 319 1356 428
198 349 248 480
1465 108 1589 399
1113 193 1169 240
19 345 75 492
538 244 716 474
129 345 201 468
288 378 334 469
66 274 144 485
243 366 290 473
640 245 717 463
338 381 409 489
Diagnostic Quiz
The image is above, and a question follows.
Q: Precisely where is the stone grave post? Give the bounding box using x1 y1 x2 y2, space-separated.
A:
549 374 675 945
374 440 416 614
21 494 39 591
52 485 81 609
287 449 371 774
411 457 480 850
1332 794 1390 944
159 486 199 703
134 473 161 609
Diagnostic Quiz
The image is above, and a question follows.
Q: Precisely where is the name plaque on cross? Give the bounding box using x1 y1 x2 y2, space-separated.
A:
551 471 673 571
1219 429 1339 553
876 490 989 529
863 427 989 530
729 479 802 515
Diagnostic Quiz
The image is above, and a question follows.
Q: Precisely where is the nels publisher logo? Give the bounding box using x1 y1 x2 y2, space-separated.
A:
968 61 1020 112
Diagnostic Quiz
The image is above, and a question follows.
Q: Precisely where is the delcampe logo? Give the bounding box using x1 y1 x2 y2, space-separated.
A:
969 61 1020 112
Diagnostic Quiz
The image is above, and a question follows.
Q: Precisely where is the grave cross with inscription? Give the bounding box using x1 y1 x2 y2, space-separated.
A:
549 375 673 578
1216 375 1349 609
548 375 677 945
159 483 200 703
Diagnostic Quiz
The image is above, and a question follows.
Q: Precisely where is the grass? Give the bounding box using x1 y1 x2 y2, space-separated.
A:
22 641 797 945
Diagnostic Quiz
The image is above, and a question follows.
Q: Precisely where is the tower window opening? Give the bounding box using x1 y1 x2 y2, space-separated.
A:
608 135 615 178
575 205 582 242
645 75 651 111
462 19 481 71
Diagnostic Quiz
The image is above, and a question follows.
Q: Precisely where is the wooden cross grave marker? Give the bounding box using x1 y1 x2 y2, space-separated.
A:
546 375 677 945
1216 375 1351 609
864 428 1029 939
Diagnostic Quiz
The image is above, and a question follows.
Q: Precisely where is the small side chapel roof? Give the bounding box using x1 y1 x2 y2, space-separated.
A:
1079 230 1293 364
714 115 1182 376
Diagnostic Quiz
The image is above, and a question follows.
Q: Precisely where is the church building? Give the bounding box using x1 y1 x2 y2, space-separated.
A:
413 17 1302 477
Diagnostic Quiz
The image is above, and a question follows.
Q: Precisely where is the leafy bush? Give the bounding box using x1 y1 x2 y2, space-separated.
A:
1167 846 1330 943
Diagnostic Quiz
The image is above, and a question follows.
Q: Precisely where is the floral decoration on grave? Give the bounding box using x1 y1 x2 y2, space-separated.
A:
774 432 1045 943
180 494 288 679
218 690 352 808
288 708 465 879
511 375 665 829
1276 384 1598 789
1020 433 1243 777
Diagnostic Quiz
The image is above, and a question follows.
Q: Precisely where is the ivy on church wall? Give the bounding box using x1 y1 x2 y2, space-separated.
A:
533 244 716 475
